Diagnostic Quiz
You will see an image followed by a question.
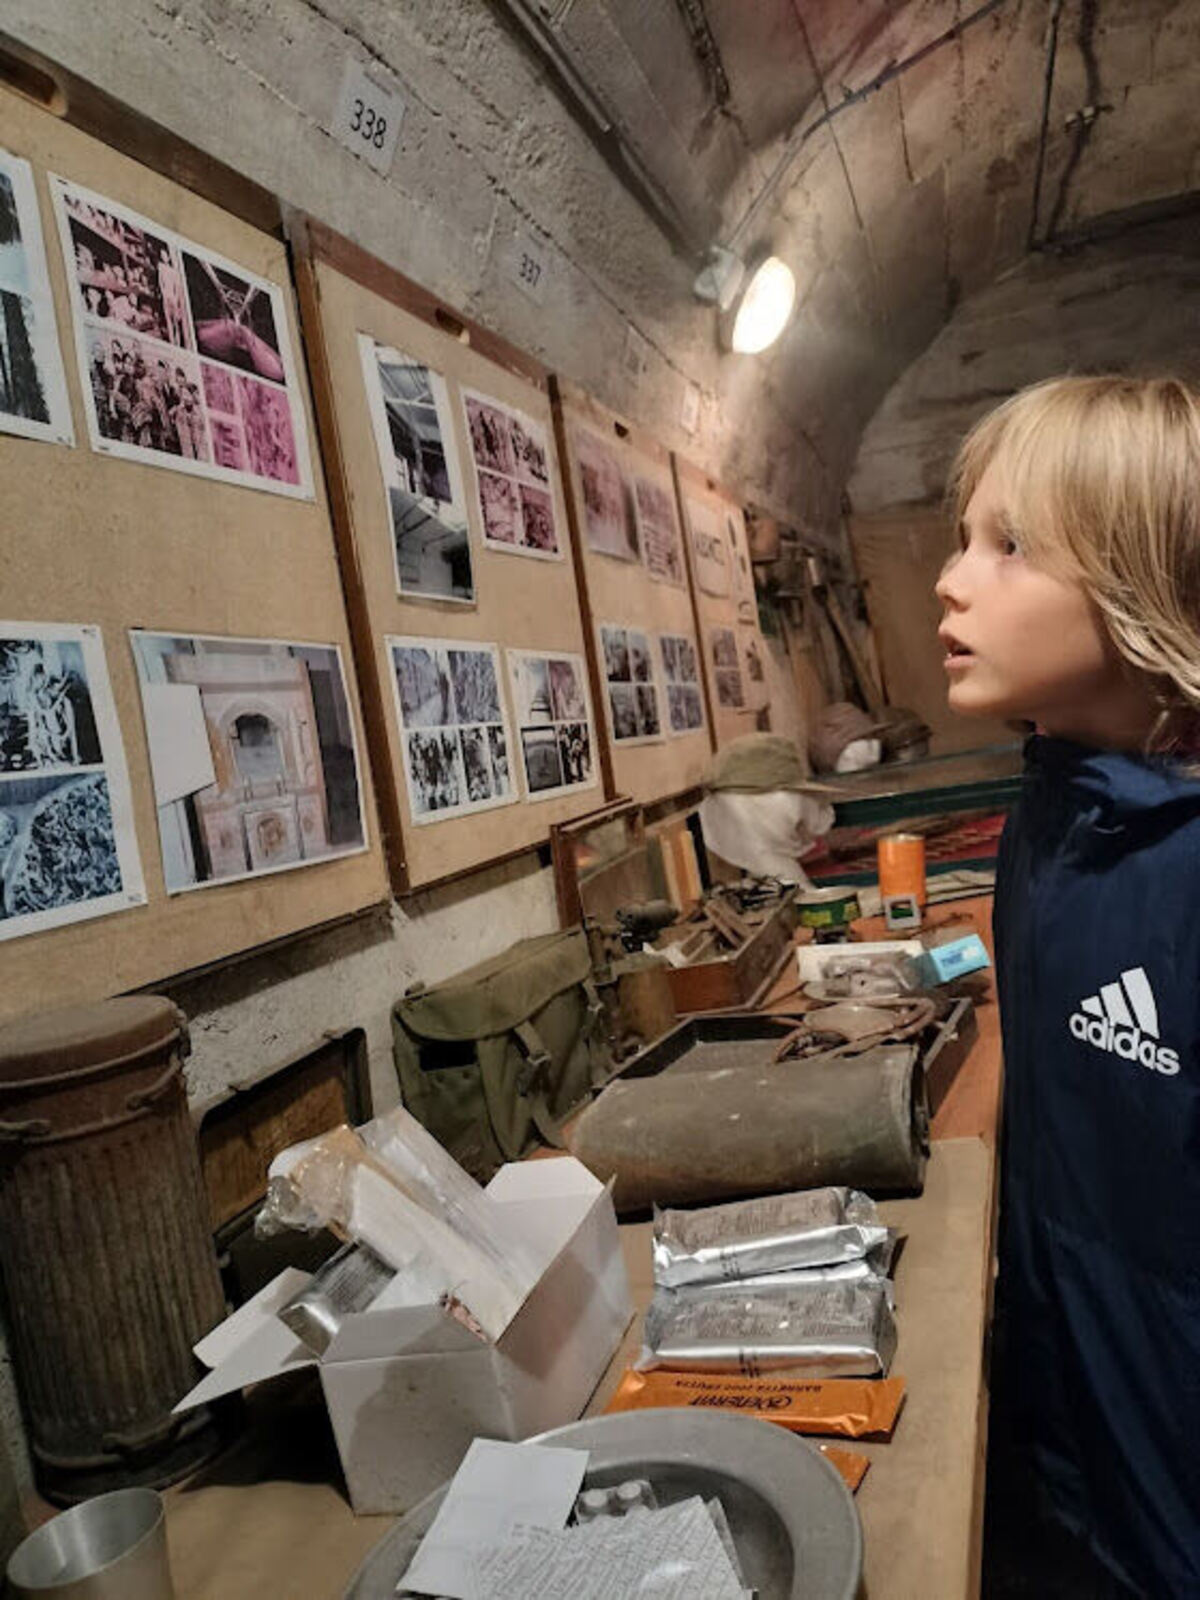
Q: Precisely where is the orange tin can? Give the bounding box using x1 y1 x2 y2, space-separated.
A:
877 831 926 907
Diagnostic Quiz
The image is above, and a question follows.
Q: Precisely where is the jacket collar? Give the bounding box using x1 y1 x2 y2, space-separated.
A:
1024 734 1200 832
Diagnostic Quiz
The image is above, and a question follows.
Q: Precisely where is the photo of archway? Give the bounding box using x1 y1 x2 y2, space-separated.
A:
130 630 366 891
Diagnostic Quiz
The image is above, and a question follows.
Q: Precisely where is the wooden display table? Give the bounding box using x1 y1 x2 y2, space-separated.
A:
153 896 1002 1599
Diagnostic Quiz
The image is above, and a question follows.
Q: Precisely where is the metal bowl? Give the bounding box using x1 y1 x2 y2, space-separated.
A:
343 1409 862 1600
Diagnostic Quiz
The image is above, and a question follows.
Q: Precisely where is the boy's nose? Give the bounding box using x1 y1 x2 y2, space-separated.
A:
935 556 967 609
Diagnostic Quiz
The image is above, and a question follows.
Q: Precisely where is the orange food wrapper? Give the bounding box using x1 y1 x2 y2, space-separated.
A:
819 1443 871 1493
604 1367 905 1440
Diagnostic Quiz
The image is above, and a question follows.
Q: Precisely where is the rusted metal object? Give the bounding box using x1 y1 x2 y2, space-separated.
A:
0 997 226 1504
569 1015 929 1213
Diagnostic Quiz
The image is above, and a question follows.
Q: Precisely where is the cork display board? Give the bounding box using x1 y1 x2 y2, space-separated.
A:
292 220 603 892
0 85 388 1022
673 454 770 748
553 379 714 806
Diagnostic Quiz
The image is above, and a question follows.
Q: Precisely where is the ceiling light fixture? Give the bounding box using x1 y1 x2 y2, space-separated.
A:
693 247 795 355
730 256 795 353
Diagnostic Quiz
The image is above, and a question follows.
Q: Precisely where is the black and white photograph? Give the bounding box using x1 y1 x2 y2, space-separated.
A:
507 648 598 800
557 721 592 785
712 626 746 707
53 177 312 498
549 657 586 722
574 426 638 562
462 387 562 559
710 620 748 710
635 473 685 586
687 498 731 597
0 636 101 772
448 647 502 724
87 328 210 460
406 727 464 815
387 636 516 823
359 336 473 604
728 509 756 606
635 683 661 737
130 631 367 892
0 150 73 446
520 726 563 794
740 623 769 712
659 630 705 737
599 623 664 745
0 622 143 943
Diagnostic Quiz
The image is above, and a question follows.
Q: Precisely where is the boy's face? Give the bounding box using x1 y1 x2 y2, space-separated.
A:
936 460 1151 742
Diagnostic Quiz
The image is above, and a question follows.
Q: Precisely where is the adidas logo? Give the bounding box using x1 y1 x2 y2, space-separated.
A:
1068 967 1180 1076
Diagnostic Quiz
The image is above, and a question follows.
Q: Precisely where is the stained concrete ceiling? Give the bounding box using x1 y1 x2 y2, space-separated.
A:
503 0 1200 492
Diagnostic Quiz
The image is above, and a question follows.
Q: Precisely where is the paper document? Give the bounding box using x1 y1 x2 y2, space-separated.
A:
398 1438 588 1599
469 1496 749 1599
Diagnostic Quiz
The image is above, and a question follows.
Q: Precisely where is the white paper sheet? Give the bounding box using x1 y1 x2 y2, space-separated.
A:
505 648 599 803
387 635 518 823
50 175 313 498
398 1439 588 1600
0 148 74 447
141 681 214 805
467 1497 748 1600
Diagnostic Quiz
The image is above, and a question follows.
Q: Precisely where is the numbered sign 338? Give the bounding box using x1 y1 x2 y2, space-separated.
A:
331 57 405 174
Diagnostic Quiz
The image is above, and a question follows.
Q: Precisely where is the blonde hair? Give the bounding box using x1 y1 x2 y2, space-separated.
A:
950 375 1200 753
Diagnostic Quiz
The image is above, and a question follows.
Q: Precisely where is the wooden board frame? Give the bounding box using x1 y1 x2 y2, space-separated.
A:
0 81 389 1022
551 377 714 808
290 217 607 893
672 453 770 748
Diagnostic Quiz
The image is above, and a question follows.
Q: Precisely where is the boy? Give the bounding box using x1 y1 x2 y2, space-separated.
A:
936 375 1200 1596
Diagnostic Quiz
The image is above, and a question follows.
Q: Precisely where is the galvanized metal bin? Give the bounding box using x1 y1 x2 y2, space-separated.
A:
0 997 226 1504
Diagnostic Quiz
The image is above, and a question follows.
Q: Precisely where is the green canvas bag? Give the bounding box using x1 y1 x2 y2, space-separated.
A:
391 929 612 1179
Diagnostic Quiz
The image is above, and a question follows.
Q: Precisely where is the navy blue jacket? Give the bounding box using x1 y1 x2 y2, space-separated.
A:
994 736 1200 1596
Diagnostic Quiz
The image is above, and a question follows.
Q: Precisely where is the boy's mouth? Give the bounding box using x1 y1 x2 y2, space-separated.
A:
939 628 975 670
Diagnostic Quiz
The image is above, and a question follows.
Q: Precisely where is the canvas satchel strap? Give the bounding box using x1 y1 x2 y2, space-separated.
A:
512 1019 567 1149
580 975 612 1090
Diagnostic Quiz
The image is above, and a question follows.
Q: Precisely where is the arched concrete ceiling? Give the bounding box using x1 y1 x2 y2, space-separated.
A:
518 0 1200 492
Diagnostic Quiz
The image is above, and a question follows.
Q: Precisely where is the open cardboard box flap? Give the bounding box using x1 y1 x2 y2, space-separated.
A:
177 1157 608 1409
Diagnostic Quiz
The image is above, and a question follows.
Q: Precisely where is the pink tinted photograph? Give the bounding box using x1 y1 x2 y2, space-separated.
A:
236 373 299 485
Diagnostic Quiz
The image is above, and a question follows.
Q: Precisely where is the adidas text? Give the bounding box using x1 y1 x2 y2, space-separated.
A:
1068 1013 1180 1075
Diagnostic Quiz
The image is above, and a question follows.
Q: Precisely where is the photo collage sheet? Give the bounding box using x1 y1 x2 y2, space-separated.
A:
658 631 706 736
0 148 73 447
710 626 746 710
573 423 685 586
388 637 515 823
0 623 144 943
52 176 312 495
360 335 474 605
507 649 597 802
462 387 562 560
598 623 663 746
727 505 768 712
130 631 368 892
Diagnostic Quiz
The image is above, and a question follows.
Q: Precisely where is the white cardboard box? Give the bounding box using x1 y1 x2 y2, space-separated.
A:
177 1157 632 1513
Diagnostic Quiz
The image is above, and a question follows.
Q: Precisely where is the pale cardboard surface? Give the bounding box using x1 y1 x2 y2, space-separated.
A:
308 257 603 887
556 380 714 803
0 87 388 1018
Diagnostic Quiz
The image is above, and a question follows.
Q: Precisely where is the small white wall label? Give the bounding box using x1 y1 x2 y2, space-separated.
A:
330 57 405 174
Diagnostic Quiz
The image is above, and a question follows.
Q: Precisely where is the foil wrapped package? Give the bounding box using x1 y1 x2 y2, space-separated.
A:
636 1280 897 1378
278 1242 395 1355
653 1186 890 1288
